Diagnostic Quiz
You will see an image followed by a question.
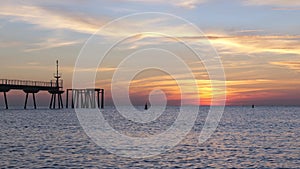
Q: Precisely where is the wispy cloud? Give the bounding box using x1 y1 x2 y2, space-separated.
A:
232 29 264 34
270 61 300 72
204 34 300 55
225 77 300 105
24 38 82 52
173 0 208 9
0 3 106 34
0 3 190 38
272 7 300 11
117 0 207 9
112 29 300 56
243 0 300 7
0 41 21 48
118 0 300 9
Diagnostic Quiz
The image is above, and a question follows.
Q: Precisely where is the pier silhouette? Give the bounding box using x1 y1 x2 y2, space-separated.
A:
0 60 104 109
65 88 104 109
0 78 64 109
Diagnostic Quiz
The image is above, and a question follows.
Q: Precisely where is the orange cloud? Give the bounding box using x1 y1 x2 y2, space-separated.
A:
205 34 300 55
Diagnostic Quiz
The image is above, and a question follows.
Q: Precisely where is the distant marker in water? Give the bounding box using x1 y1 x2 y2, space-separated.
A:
144 102 148 110
252 104 255 108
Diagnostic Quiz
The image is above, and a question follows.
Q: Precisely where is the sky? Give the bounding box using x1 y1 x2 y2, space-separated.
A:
0 0 300 106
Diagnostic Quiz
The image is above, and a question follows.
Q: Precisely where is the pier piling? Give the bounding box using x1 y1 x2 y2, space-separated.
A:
66 88 104 109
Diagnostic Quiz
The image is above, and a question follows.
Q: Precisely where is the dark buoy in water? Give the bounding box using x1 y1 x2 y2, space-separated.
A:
144 102 148 110
252 104 255 108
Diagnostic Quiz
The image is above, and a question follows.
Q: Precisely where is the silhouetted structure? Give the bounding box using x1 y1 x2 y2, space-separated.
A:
144 102 148 110
65 88 104 109
0 60 64 109
0 60 106 110
252 104 255 108
49 60 64 109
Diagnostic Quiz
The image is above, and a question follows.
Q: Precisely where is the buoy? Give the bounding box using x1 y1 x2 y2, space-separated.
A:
144 102 148 110
252 104 255 108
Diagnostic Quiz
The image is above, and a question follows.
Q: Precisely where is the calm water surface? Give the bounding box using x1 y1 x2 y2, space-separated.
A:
0 106 299 168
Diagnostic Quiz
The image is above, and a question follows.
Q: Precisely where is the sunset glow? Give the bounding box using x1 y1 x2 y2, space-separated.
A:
0 0 300 106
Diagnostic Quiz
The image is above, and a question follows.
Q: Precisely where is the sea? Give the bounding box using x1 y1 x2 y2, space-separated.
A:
0 106 299 168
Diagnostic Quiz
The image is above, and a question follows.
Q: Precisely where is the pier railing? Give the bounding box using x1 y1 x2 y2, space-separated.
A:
0 79 63 88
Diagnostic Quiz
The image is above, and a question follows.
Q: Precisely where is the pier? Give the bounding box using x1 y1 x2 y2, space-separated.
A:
0 78 63 109
0 60 64 109
0 60 105 109
65 88 104 109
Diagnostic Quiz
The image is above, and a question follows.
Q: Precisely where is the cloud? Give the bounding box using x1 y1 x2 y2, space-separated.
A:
224 77 300 105
119 0 300 9
24 38 82 52
117 0 207 9
173 0 208 9
271 7 300 11
4 0 299 56
270 61 300 72
108 30 300 63
115 31 300 56
0 3 107 34
0 2 194 38
232 29 264 34
186 34 300 55
243 0 300 7
0 41 21 48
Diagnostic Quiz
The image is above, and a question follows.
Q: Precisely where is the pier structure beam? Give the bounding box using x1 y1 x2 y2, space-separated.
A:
23 89 39 109
49 90 64 109
100 89 104 109
71 90 74 108
66 89 69 108
24 93 28 109
4 92 8 109
0 88 9 109
0 88 10 109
